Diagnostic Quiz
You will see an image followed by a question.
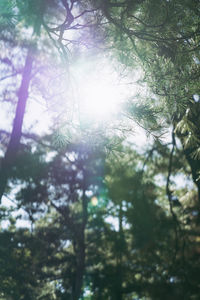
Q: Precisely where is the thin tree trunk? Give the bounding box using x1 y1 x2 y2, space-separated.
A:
72 186 87 300
116 201 123 300
73 238 85 300
0 46 34 202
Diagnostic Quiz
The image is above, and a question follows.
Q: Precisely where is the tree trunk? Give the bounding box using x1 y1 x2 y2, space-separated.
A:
72 187 87 300
73 238 85 300
0 46 34 202
115 201 123 300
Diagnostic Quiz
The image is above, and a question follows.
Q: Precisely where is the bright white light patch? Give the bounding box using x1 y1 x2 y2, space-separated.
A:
193 94 199 102
72 57 124 124
81 79 121 119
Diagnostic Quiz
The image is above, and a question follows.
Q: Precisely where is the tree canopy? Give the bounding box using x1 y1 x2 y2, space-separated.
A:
0 1 200 299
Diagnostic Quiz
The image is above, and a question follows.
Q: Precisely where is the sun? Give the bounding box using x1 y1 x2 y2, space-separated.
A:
80 77 121 120
72 57 124 124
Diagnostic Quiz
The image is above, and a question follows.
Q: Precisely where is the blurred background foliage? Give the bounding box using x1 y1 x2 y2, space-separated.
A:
0 0 200 299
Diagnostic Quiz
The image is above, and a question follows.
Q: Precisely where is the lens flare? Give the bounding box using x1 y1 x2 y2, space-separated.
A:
91 196 98 206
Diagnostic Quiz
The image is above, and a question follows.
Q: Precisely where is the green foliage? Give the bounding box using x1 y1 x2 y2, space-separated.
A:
0 0 16 28
16 0 45 35
1 0 200 299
